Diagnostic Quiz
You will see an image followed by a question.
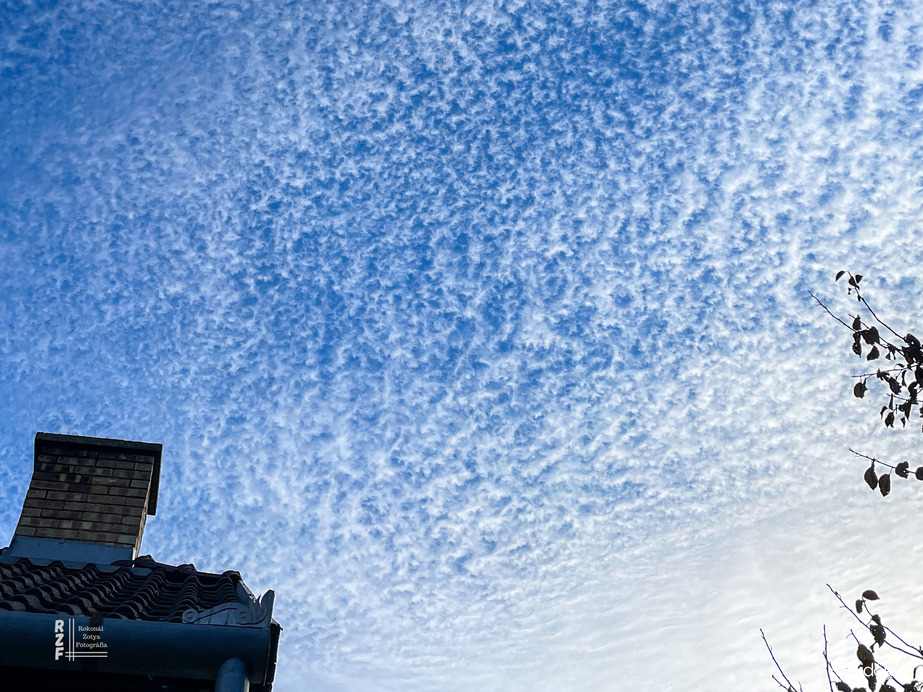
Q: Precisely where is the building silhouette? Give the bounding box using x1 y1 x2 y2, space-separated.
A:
0 433 281 691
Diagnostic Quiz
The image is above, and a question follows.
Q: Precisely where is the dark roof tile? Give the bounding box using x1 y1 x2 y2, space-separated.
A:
0 555 252 623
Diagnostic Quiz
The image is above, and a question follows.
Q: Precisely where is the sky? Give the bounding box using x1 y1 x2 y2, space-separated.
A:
3 0 923 690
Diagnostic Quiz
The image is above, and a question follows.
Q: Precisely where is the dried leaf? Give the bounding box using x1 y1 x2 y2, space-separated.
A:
835 683 852 692
862 590 880 601
868 346 880 360
857 642 875 666
856 598 864 614
856 644 875 666
871 621 886 647
855 274 863 284
864 466 878 490
879 474 891 497
896 461 909 478
836 270 846 281
916 466 923 481
854 382 867 398
853 315 863 330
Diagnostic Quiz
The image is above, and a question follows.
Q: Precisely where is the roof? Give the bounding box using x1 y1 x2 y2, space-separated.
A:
1 432 281 691
0 551 281 691
0 554 243 622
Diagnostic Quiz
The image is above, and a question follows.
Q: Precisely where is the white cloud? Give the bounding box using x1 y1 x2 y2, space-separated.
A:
3 0 923 690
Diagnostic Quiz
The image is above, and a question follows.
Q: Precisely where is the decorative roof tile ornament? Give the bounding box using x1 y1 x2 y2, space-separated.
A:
183 585 275 626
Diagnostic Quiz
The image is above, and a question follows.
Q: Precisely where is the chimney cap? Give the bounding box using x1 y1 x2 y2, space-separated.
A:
34 432 163 515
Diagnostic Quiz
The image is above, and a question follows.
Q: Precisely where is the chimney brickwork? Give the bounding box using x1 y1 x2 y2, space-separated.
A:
12 434 162 559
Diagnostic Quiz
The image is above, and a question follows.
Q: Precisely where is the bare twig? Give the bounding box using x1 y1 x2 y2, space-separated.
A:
850 367 910 378
849 448 897 471
813 280 905 352
836 271 904 340
824 625 836 692
810 291 854 330
762 629 799 691
875 661 902 689
857 290 904 341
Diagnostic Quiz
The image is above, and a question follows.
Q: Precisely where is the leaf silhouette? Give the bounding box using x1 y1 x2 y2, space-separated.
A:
857 642 875 666
854 381 867 398
871 621 886 647
896 461 910 479
879 473 891 497
864 466 878 490
862 590 880 601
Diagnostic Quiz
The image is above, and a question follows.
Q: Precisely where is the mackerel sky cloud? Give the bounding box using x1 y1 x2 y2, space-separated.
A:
3 0 923 690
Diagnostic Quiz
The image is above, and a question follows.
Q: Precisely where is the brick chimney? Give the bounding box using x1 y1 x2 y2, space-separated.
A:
6 433 162 564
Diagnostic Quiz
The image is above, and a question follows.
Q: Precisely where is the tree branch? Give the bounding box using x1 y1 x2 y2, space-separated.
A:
828 585 923 660
824 625 836 692
762 629 799 691
849 448 897 471
810 291 854 330
857 289 905 341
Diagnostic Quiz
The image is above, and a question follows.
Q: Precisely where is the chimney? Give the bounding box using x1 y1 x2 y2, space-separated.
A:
6 433 162 564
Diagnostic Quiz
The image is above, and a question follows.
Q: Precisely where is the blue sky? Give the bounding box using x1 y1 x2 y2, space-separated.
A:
3 0 923 689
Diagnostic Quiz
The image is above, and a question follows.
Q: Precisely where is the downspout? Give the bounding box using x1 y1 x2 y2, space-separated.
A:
216 658 250 692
